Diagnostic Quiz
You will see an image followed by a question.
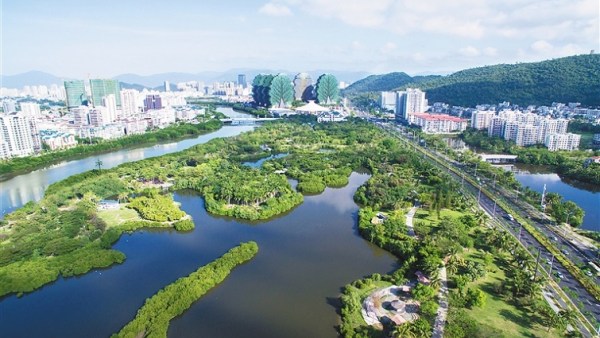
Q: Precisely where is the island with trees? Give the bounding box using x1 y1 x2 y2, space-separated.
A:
113 241 258 338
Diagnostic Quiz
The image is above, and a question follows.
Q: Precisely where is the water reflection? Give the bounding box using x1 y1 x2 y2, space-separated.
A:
514 164 600 231
0 173 398 338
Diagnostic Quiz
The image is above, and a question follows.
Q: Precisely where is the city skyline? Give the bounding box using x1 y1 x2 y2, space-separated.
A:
3 0 598 78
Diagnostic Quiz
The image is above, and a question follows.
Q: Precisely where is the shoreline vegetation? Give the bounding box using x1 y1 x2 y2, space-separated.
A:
112 241 258 338
0 116 223 179
460 128 600 186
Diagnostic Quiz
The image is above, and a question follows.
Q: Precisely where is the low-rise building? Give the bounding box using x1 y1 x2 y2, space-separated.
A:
410 113 468 134
40 131 77 150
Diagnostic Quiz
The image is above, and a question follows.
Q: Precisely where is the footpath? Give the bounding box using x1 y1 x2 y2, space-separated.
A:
405 206 448 338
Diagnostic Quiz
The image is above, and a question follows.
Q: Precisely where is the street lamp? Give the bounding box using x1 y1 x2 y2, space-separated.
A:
477 184 482 203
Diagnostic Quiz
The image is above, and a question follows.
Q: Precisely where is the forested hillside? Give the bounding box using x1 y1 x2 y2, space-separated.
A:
346 55 600 107
343 72 438 95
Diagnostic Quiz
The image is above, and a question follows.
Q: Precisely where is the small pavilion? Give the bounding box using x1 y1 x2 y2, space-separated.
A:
295 100 329 115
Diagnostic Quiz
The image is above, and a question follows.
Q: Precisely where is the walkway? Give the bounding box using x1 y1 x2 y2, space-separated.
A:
406 206 418 237
432 265 448 338
404 206 448 338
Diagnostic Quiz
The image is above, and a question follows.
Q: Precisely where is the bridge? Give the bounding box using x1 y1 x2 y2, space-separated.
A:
220 117 280 125
479 154 518 164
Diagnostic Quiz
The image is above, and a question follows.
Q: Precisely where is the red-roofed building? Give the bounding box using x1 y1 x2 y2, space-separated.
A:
409 113 468 134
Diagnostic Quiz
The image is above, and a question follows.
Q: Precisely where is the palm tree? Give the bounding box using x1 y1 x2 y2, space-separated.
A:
558 309 577 327
117 192 128 204
95 158 103 170
474 209 489 226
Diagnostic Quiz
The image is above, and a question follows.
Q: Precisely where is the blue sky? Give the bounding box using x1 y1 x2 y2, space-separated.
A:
3 0 599 77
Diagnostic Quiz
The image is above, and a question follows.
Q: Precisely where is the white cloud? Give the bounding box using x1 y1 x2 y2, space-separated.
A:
483 47 498 56
459 46 480 57
259 2 292 17
531 40 553 53
380 42 397 54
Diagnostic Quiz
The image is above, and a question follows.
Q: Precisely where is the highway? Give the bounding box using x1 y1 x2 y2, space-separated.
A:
374 121 600 336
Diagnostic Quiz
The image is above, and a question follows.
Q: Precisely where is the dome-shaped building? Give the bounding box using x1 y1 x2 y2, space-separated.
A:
293 72 313 101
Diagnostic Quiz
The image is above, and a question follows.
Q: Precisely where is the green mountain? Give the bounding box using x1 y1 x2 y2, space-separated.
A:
346 55 600 107
343 72 439 95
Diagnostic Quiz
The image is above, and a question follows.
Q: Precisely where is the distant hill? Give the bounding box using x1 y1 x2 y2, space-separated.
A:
346 54 600 107
343 72 440 95
3 69 371 89
1 71 67 87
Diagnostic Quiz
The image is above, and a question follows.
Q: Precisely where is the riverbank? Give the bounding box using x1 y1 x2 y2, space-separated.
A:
0 119 222 180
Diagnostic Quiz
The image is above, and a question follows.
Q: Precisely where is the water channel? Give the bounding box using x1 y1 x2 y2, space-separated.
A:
441 137 599 231
0 173 398 337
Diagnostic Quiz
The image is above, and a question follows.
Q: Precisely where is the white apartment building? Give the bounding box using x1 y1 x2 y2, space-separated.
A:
503 121 520 141
487 116 505 137
0 112 41 158
410 113 468 134
380 91 397 112
515 125 540 146
102 94 118 122
396 88 427 121
72 106 91 126
89 107 111 127
545 133 581 151
470 110 495 130
120 89 140 118
20 102 41 117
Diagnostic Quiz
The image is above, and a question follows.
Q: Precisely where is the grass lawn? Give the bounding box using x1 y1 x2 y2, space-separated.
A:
98 206 141 227
413 208 466 227
454 250 560 338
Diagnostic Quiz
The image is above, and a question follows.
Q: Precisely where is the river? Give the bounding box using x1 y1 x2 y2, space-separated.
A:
0 107 253 217
0 173 398 337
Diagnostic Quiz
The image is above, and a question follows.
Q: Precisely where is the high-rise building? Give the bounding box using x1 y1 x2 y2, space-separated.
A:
396 88 426 121
144 95 162 111
164 81 170 92
380 91 397 112
20 102 42 117
503 121 519 141
89 107 111 127
470 110 495 130
2 100 17 113
237 74 246 88
0 112 41 158
72 106 91 126
64 80 87 109
545 133 581 151
90 79 121 108
102 94 117 122
487 117 505 138
515 125 540 146
120 89 139 118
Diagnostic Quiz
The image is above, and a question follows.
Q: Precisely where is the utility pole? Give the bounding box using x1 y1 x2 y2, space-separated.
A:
548 254 554 276
493 200 497 216
541 183 547 212
533 247 542 281
477 184 482 203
